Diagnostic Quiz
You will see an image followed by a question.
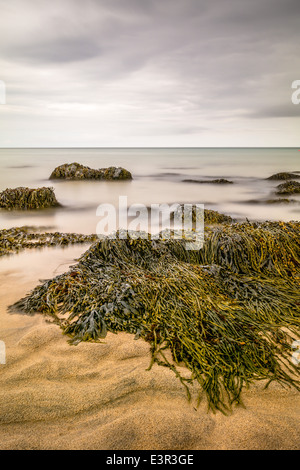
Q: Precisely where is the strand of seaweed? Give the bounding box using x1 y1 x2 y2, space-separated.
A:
10 221 300 413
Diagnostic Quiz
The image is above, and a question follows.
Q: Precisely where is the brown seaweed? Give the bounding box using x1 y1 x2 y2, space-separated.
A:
10 220 300 413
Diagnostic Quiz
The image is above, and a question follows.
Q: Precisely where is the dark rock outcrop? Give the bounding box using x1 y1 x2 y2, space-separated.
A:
50 162 132 181
276 181 300 195
170 205 234 224
245 198 297 205
0 187 60 210
183 178 233 184
267 172 300 181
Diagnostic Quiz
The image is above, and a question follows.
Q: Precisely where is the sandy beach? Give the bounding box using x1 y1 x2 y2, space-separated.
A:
0 245 299 451
1 0 300 453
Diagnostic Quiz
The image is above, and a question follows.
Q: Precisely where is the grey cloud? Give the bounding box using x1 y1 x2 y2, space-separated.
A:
250 104 300 119
0 0 299 146
14 37 102 63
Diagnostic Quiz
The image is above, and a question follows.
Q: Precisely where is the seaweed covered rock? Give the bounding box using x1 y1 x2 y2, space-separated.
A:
246 198 297 205
170 206 234 225
50 162 132 181
276 181 300 195
265 198 297 204
267 172 300 181
204 209 233 224
11 221 300 413
0 226 97 257
0 187 60 211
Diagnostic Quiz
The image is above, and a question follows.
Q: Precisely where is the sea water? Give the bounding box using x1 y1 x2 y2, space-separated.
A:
0 147 299 234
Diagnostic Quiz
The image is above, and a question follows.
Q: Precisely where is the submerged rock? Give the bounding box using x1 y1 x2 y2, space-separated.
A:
265 198 297 204
183 178 233 184
246 198 297 205
0 187 60 211
50 162 133 181
267 172 300 181
276 181 300 195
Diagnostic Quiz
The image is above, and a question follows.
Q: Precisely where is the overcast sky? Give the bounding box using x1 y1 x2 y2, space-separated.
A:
0 0 299 147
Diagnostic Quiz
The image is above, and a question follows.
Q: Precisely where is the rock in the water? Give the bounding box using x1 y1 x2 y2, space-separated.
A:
267 172 300 181
265 198 297 204
170 205 233 224
183 178 233 184
0 187 60 210
50 162 132 181
246 198 297 205
276 181 300 195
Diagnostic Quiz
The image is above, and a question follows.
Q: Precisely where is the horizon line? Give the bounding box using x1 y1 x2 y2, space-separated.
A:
0 146 299 150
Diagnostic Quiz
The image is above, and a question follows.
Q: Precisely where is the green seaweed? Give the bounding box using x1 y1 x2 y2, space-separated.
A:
10 220 300 413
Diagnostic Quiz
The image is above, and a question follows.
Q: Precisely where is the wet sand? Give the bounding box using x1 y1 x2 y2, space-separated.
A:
0 246 299 450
